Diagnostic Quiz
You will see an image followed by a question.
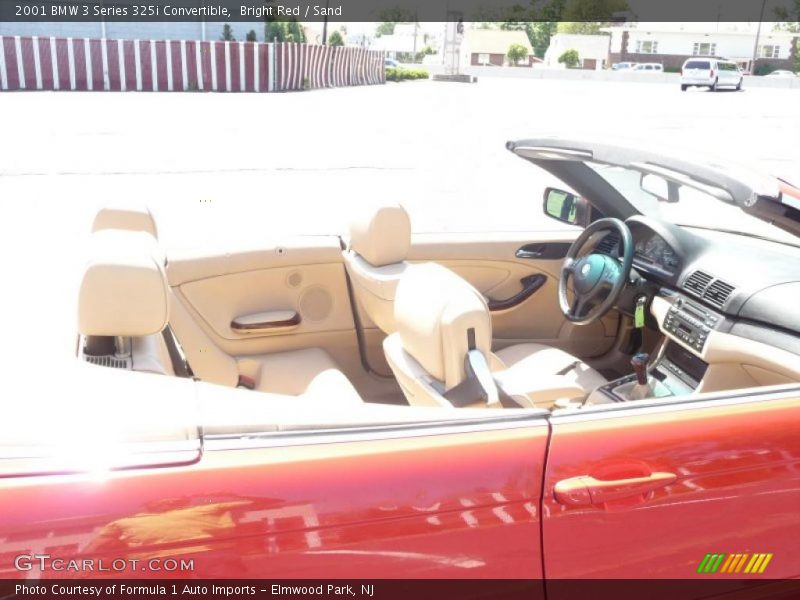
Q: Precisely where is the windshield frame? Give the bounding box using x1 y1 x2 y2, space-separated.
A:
508 137 799 240
584 160 800 248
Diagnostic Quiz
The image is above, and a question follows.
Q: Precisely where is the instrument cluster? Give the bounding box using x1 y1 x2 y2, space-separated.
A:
634 233 680 273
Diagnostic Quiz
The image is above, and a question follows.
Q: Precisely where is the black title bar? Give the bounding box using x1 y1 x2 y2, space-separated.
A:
0 0 798 23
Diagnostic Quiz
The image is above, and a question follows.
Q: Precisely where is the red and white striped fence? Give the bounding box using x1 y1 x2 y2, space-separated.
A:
276 43 386 91
0 36 385 92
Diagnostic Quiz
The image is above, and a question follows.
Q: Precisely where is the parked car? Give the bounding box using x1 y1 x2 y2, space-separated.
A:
385 57 400 68
681 57 743 91
765 70 798 78
632 63 663 73
2 138 800 584
611 62 637 71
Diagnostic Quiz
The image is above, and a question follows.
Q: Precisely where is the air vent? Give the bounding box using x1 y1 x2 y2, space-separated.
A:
704 279 735 308
683 270 713 295
596 232 620 255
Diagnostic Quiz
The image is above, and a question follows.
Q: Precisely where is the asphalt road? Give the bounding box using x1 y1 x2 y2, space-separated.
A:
0 77 798 359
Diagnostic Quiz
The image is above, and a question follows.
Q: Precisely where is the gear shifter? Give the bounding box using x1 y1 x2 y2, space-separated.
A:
627 352 652 400
631 352 649 385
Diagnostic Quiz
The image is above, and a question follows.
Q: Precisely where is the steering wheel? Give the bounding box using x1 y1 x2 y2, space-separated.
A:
558 218 634 325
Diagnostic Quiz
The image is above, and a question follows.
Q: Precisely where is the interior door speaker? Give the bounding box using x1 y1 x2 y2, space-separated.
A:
299 286 333 322
286 270 303 288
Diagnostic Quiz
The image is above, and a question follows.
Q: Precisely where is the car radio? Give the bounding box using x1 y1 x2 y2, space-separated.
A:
664 297 719 352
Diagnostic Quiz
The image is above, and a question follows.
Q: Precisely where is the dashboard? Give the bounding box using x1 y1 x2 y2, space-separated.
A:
593 214 800 356
634 233 680 274
588 215 800 394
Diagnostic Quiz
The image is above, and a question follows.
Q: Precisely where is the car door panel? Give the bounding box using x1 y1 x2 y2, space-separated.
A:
165 236 363 376
0 422 549 580
543 392 800 586
407 231 619 357
178 263 353 341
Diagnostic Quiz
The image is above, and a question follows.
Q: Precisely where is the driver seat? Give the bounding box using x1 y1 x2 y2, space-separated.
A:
383 263 606 409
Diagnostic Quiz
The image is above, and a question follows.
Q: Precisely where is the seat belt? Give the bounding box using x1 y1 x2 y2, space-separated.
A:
161 325 194 378
443 328 524 409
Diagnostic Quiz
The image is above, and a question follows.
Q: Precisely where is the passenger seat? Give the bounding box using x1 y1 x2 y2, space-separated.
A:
85 208 363 406
343 203 411 334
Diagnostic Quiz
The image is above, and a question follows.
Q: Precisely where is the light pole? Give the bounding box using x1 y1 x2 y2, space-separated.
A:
750 0 768 74
322 0 330 44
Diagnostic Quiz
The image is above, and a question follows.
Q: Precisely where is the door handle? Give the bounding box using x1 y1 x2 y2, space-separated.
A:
554 472 676 507
515 242 572 260
516 248 544 259
487 274 547 312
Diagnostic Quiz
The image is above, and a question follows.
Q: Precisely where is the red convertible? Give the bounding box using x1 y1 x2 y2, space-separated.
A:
2 138 800 590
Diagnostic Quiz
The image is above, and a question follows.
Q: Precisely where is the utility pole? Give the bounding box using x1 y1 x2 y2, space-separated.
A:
412 12 418 62
322 0 329 44
750 0 767 74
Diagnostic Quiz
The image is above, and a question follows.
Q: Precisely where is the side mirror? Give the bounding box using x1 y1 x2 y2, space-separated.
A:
641 173 679 203
543 187 589 227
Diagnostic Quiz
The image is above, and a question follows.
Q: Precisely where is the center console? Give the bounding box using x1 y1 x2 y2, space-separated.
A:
590 341 709 404
663 296 719 353
588 292 716 405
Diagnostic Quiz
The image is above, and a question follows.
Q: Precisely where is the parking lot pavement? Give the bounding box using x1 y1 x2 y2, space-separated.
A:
0 77 798 358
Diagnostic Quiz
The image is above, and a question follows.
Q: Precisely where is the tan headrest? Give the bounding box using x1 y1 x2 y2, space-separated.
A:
349 203 410 267
78 230 169 337
393 263 492 390
92 203 158 239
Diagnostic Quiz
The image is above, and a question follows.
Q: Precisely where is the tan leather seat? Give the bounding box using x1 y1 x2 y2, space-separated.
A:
77 229 175 376
92 202 159 238
493 343 607 393
87 209 362 406
383 263 606 409
343 203 411 334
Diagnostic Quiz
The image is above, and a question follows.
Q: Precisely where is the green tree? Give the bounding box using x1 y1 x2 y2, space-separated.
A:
562 0 630 21
263 18 306 43
507 43 529 65
529 22 559 58
558 22 606 35
328 30 344 46
264 20 283 42
772 0 800 25
285 20 306 43
490 0 566 59
245 30 257 42
375 7 415 37
558 48 581 68
220 24 235 41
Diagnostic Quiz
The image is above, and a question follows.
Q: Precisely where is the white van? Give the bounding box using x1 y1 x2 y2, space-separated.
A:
632 63 663 73
681 57 743 91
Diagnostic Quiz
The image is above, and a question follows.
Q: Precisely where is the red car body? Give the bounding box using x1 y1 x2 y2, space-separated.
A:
2 390 799 587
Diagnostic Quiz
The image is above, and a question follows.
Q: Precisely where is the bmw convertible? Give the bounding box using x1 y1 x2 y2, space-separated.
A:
2 137 800 588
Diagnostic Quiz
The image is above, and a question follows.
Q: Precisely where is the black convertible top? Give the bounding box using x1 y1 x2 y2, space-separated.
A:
508 136 800 237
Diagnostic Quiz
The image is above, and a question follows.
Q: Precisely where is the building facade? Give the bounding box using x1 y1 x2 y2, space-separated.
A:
544 33 611 69
605 23 799 73
462 29 536 67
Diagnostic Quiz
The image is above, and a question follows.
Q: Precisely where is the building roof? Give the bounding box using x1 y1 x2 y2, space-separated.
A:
602 22 800 38
465 29 534 55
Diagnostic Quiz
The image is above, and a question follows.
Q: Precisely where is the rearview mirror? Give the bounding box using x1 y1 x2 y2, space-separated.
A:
641 173 679 203
543 188 589 227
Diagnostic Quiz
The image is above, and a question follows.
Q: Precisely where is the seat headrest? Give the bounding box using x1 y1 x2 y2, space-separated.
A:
92 203 158 239
349 203 410 267
393 263 492 390
78 230 169 337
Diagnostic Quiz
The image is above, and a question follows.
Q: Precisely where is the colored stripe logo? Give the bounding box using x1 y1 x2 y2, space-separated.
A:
697 553 773 574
